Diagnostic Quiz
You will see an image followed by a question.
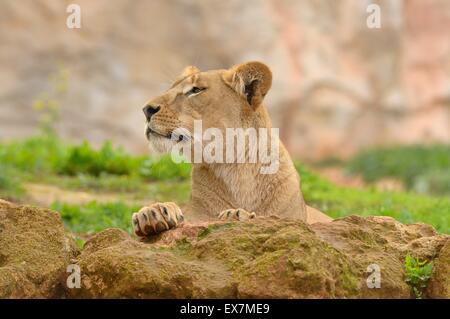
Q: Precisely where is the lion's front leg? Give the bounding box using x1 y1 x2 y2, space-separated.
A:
218 208 256 221
132 202 184 237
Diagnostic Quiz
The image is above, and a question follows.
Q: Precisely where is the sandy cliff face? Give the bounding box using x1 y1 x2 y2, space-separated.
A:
0 0 449 158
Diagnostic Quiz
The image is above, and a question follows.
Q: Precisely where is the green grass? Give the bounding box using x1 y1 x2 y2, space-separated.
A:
0 135 66 175
346 144 450 195
57 141 144 176
47 179 191 235
298 164 450 233
0 135 191 182
43 174 150 193
0 136 449 235
44 164 449 235
145 180 191 203
51 201 141 235
0 164 24 200
139 155 191 181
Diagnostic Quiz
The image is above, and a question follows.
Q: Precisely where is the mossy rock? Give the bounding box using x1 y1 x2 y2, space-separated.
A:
1 199 447 299
0 200 79 298
67 215 448 298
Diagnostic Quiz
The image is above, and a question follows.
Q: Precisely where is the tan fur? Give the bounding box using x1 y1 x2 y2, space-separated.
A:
132 62 331 237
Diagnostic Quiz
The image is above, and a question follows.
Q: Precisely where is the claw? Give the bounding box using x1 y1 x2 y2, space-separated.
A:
218 208 256 221
132 202 184 237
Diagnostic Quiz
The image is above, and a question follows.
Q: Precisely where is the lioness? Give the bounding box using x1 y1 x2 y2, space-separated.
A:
132 61 331 237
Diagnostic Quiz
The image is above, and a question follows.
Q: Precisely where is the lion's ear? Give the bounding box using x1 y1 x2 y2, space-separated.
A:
171 66 201 88
181 65 200 77
222 61 272 109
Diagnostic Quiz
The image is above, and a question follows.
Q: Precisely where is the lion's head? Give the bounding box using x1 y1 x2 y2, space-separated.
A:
142 61 272 155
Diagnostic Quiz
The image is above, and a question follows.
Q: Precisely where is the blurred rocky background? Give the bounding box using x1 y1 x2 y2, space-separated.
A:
0 0 449 159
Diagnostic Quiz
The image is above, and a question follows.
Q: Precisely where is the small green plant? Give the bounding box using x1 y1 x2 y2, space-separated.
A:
404 254 433 299
32 65 69 136
74 237 85 250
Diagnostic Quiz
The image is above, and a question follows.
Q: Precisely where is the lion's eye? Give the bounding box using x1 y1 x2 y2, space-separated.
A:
186 87 205 96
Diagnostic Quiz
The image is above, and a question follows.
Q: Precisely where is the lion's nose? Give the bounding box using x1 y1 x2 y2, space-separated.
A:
143 105 161 121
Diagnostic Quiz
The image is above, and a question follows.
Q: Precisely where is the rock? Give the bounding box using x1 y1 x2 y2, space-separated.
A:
67 228 236 298
1 199 446 298
67 216 449 299
0 200 79 298
311 215 447 298
426 239 450 298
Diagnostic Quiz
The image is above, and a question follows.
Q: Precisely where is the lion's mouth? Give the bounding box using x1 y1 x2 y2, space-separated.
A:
146 127 171 139
146 126 188 142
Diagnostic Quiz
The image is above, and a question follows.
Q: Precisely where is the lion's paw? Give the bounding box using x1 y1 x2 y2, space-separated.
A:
132 202 184 237
218 208 256 221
